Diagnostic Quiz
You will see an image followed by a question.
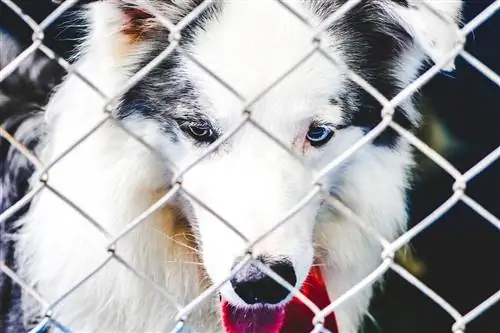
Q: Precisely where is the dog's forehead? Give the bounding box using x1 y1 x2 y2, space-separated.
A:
182 0 345 123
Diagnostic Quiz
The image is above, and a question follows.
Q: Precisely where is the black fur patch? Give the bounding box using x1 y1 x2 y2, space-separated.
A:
319 1 416 147
118 1 223 133
0 31 63 333
119 51 205 141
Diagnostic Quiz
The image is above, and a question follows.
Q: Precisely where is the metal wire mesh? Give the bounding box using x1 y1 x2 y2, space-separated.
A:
0 0 498 332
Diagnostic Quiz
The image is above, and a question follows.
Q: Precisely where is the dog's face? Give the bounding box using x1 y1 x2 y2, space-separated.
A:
104 0 461 320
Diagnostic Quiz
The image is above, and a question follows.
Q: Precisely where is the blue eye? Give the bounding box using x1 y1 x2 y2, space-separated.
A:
306 125 334 147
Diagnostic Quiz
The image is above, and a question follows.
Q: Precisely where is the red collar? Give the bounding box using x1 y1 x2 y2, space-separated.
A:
281 266 338 333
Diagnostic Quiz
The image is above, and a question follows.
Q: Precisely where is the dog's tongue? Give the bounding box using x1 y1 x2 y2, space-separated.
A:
221 266 338 333
221 302 285 333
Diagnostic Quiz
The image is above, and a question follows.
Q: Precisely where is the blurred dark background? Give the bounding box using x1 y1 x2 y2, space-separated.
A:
0 1 498 332
369 2 500 333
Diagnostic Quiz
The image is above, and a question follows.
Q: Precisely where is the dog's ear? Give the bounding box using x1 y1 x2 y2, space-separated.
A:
82 0 198 63
88 0 195 43
382 0 463 71
119 2 157 39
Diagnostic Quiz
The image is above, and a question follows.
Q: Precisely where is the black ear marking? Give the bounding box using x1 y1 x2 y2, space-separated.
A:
122 6 153 21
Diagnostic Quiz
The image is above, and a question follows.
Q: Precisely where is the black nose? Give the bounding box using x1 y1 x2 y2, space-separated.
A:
230 258 297 305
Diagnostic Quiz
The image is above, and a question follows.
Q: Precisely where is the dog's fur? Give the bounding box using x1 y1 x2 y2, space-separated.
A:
0 28 67 332
1 1 462 332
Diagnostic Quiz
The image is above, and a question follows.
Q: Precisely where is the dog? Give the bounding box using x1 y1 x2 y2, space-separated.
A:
0 0 462 332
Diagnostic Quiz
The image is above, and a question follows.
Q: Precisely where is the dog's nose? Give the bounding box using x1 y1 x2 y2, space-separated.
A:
230 258 297 305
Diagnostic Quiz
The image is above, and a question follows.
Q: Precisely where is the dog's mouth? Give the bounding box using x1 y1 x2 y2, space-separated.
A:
221 301 286 333
220 266 339 333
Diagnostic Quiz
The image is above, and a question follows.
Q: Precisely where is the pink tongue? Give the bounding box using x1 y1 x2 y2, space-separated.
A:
222 301 285 333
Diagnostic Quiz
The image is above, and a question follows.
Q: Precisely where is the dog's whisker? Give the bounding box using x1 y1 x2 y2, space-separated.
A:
312 263 327 267
365 311 383 333
166 260 204 266
154 228 203 256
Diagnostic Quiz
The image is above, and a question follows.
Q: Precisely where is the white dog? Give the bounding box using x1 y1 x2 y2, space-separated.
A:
1 0 462 332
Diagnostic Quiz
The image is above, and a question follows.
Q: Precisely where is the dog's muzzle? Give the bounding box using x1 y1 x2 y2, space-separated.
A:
220 260 339 333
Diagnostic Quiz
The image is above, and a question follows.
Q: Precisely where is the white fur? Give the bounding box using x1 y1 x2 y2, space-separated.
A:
382 0 463 71
17 1 462 332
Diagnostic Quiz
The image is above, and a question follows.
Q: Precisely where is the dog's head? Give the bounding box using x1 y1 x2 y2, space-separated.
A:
84 0 462 328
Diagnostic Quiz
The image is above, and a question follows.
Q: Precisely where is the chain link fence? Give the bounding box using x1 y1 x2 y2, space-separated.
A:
0 0 498 332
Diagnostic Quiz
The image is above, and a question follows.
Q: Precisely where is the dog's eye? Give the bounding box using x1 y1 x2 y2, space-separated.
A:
183 123 217 143
306 124 334 147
